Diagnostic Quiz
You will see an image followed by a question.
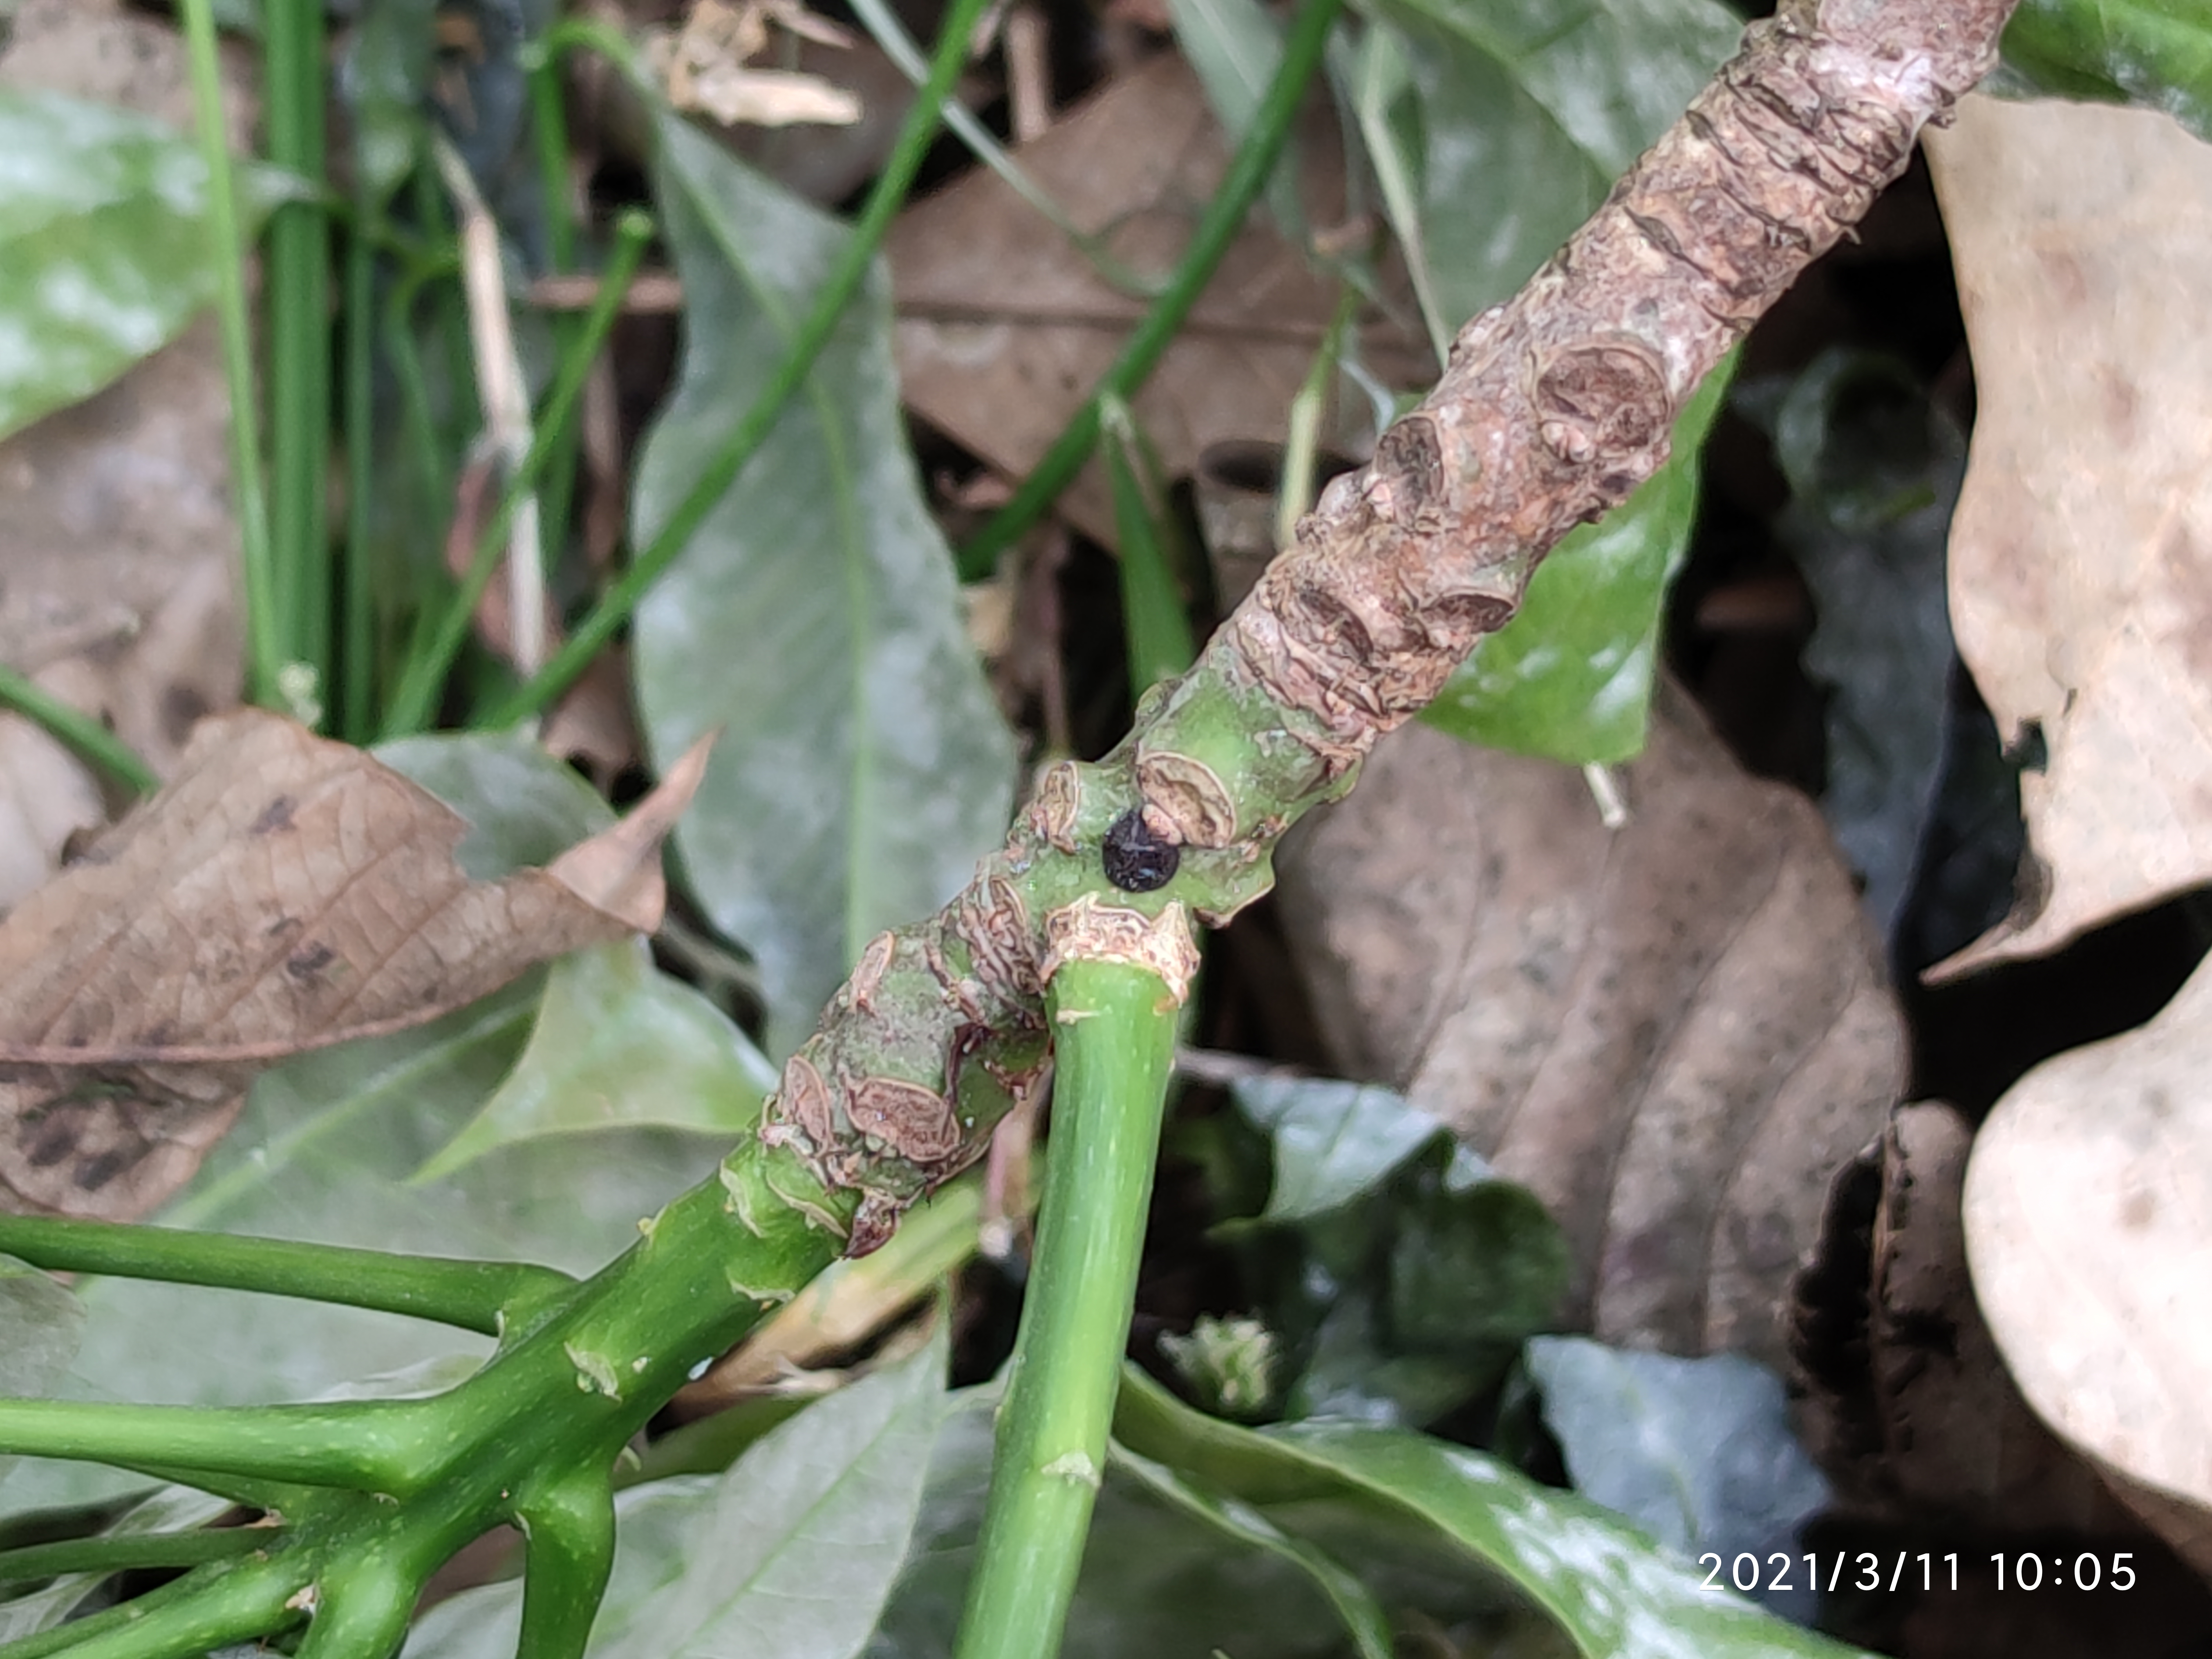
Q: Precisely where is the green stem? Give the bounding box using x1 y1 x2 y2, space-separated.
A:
0 1527 267 1585
0 671 157 796
481 0 995 728
0 1400 428 1492
0 1213 571 1335
953 955 1180 1659
178 0 281 702
512 1464 617 1659
264 0 331 707
527 43 588 574
0 1559 299 1659
380 209 654 738
340 209 379 739
954 0 1343 582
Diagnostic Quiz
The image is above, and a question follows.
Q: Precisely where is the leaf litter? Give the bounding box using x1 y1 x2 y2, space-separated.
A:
0 711 709 1220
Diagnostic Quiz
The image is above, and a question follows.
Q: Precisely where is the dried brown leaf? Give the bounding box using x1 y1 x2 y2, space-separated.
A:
887 54 1429 548
1794 1102 2131 1532
1963 953 2212 1575
1927 96 2212 971
0 712 699 1220
1276 681 1905 1367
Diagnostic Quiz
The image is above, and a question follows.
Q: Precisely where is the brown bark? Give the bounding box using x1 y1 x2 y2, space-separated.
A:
764 0 2022 1253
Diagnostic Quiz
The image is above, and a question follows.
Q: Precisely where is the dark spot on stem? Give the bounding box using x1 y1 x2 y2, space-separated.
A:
1102 809 1179 893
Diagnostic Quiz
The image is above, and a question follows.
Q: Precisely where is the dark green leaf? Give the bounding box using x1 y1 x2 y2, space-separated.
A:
1225 1081 1568 1426
0 90 297 440
1525 1338 1830 1620
633 113 1019 1057
1116 1367 1875 1659
1421 357 1734 761
1230 1075 1477 1222
1998 0 2212 143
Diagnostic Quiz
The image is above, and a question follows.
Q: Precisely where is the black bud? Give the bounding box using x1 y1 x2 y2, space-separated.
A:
1102 809 1179 893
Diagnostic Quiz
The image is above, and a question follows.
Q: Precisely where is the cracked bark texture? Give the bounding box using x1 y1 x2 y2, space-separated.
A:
751 0 2020 1256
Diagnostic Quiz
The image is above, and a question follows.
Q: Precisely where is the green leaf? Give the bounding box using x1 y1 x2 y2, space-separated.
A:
409 940 776 1184
1223 1079 1567 1426
1346 0 1739 761
1230 1075 1480 1223
1116 1367 1875 1659
1524 1339 1830 1596
0 90 297 442
632 112 1019 1058
339 0 440 207
1421 356 1733 761
869 1391 1388 1659
1348 0 1740 347
1997 0 2212 142
0 735 726 1519
1109 1444 1396 1659
1167 0 1308 239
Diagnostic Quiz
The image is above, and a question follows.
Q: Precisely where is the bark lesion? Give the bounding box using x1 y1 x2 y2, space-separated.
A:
752 0 2017 1259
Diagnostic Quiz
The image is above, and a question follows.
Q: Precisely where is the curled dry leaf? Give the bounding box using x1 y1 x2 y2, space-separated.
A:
887 54 1429 550
1926 95 2212 971
1276 681 1905 1368
1963 953 2212 1575
0 712 707 1221
1793 1101 2131 1534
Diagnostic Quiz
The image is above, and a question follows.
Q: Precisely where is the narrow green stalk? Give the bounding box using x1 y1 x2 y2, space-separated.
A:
340 210 379 739
0 1213 571 1335
178 0 282 702
380 210 654 738
0 1571 207 1659
954 0 1343 582
0 1399 428 1492
264 0 331 704
1100 396 1198 693
0 671 157 796
0 1558 300 1659
1277 283 1357 549
0 1527 267 1585
483 0 995 728
527 44 588 571
953 955 1180 1659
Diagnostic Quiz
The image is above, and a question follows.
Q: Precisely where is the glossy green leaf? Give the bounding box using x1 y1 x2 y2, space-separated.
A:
0 1261 82 1495
0 735 727 1519
1997 0 2212 142
632 112 1019 1057
1348 0 1738 762
410 940 775 1184
1223 1080 1566 1426
1525 1338 1830 1617
0 90 296 442
1109 1444 1395 1659
1350 0 1740 346
1116 1367 1874 1659
869 1391 1378 1659
1421 357 1733 761
1230 1075 1481 1223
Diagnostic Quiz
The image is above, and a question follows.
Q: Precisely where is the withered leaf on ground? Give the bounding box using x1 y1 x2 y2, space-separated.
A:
0 711 706 1221
1964 952 2212 1576
888 53 1430 551
1793 1100 2131 1534
1927 96 2212 971
0 0 260 908
1276 681 1905 1369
